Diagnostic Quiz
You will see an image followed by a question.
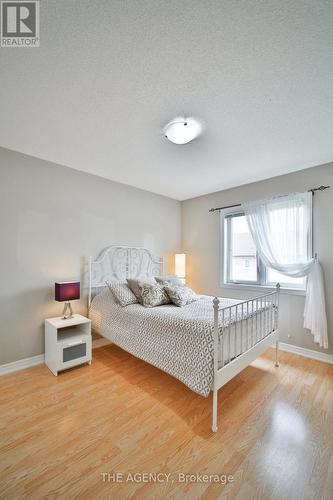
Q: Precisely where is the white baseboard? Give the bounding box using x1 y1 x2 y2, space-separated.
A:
277 342 333 365
0 354 45 376
0 338 111 376
2 339 331 377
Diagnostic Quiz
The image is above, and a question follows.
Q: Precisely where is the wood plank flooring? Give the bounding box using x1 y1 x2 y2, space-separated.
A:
0 346 332 500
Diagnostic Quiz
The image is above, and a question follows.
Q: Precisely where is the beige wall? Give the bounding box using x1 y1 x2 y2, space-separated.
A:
0 148 181 364
1 146 332 365
182 162 333 355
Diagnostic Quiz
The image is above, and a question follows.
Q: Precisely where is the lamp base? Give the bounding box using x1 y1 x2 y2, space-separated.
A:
62 301 73 320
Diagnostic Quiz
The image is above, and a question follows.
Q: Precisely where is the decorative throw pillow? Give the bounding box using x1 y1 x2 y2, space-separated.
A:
127 277 157 303
138 282 170 308
155 275 184 287
164 284 198 307
106 280 138 307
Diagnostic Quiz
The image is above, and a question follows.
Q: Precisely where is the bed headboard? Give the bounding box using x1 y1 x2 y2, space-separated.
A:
88 245 163 306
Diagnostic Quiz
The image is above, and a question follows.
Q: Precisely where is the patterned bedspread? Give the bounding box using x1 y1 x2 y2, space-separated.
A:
89 288 271 397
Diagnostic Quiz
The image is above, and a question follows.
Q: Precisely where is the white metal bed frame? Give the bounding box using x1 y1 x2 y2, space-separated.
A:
211 287 279 432
88 245 163 306
88 245 280 433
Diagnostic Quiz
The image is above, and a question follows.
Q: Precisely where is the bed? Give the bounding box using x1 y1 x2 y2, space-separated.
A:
88 245 280 432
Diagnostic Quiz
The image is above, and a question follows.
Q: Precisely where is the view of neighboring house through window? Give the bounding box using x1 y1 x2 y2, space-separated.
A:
229 214 258 282
224 212 306 289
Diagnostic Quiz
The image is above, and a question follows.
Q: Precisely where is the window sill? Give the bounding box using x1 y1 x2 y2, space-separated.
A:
221 282 306 296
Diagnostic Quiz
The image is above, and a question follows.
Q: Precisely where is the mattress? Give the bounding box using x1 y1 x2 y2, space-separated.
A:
89 287 275 397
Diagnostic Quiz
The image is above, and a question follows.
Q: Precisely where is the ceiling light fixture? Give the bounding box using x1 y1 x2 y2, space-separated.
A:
163 117 203 145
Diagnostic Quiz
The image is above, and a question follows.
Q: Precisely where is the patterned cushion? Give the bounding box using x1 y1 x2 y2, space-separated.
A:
155 275 184 286
164 284 198 307
106 280 138 307
138 282 170 308
127 277 157 303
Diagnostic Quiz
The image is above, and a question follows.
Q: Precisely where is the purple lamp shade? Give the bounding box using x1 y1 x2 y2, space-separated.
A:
55 282 80 302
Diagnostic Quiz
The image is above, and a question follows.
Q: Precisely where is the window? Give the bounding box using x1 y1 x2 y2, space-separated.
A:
223 211 307 290
225 213 259 284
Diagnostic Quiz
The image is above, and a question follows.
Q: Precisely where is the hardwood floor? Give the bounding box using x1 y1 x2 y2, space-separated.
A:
0 346 332 500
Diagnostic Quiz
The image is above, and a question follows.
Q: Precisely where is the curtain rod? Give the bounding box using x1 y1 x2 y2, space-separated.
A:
208 185 330 213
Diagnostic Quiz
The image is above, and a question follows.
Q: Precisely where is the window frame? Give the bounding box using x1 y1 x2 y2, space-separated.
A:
221 206 310 294
224 211 261 286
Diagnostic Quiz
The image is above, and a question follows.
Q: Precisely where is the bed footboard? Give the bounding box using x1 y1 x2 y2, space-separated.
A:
211 284 280 432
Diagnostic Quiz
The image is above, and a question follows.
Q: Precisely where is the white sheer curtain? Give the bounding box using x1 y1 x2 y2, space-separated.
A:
242 192 328 349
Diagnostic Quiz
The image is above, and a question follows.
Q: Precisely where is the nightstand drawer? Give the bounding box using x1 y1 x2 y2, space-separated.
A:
63 342 87 362
56 336 91 369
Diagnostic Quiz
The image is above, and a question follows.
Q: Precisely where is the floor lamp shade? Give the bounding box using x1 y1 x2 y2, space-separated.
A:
175 254 186 279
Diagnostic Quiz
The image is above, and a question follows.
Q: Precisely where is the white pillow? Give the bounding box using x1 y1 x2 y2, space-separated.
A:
138 282 170 308
164 283 198 307
127 277 157 303
155 275 184 286
106 280 138 307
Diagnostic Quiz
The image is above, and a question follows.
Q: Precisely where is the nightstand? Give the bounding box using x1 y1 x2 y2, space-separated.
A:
45 314 92 376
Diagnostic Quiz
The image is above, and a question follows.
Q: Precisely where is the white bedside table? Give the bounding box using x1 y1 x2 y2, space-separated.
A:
45 314 92 376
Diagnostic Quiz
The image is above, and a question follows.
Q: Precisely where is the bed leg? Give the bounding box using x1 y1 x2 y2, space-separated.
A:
212 388 218 432
275 339 279 367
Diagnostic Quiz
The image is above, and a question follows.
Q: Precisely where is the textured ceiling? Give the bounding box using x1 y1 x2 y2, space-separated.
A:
0 0 332 200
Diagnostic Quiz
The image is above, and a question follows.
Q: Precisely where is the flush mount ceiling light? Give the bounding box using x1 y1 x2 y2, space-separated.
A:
163 117 203 145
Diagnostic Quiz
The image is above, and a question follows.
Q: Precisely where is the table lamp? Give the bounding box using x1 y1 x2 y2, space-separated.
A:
55 281 80 319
